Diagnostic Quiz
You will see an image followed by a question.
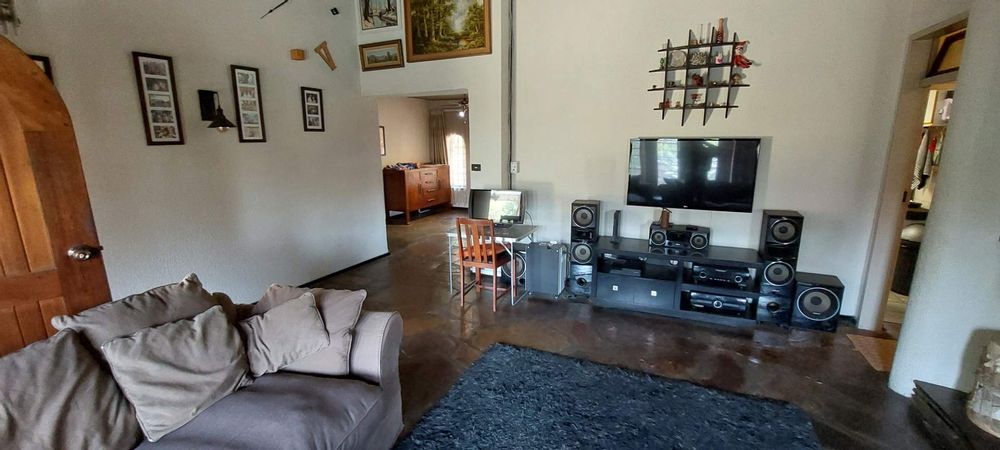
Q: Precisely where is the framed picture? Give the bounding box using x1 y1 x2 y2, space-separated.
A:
379 126 386 156
301 87 324 132
359 0 398 31
359 40 404 71
132 52 184 145
230 65 266 143
404 0 491 62
29 55 54 81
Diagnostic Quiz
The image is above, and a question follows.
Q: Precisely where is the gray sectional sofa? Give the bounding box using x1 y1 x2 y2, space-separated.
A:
141 311 404 449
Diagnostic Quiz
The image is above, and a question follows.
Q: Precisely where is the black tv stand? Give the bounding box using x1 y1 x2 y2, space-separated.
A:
591 236 765 327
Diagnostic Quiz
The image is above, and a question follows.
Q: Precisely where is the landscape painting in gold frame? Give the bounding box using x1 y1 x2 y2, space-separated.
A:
404 0 491 62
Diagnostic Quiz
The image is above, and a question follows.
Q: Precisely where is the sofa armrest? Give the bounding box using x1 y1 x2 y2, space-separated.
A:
349 311 402 386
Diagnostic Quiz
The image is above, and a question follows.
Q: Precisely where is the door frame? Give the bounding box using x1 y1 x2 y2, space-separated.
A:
855 14 968 331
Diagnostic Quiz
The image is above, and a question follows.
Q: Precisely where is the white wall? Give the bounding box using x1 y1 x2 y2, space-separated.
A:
513 0 912 317
889 0 1000 394
9 0 387 301
357 0 507 189
378 97 430 165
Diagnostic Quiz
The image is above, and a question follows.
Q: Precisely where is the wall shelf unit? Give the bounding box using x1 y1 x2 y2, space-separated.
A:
652 29 750 126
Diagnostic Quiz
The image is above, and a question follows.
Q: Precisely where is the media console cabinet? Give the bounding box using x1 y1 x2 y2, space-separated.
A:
591 236 765 327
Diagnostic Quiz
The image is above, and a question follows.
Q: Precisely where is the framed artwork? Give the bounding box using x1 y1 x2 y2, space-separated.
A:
230 65 266 143
29 55 53 81
132 52 184 145
379 126 386 156
301 87 324 132
404 0 491 62
359 40 404 71
359 0 398 31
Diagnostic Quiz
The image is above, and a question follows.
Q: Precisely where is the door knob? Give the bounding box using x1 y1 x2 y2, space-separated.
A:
67 245 103 261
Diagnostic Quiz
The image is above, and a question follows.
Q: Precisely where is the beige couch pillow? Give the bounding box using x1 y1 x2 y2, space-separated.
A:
51 274 229 355
0 330 142 449
255 284 366 376
101 306 252 442
238 292 330 377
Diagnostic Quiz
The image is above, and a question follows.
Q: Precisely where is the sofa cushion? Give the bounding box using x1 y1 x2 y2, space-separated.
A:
255 284 366 376
238 292 329 377
0 330 142 449
51 273 221 355
101 306 252 442
137 372 383 450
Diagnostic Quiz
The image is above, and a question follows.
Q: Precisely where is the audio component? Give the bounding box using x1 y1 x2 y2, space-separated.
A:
611 210 622 243
570 241 594 265
759 256 797 298
500 243 528 288
756 295 792 325
525 242 567 297
571 200 600 243
667 224 710 250
759 210 804 258
691 264 752 290
569 264 593 296
648 223 710 250
570 200 600 296
689 292 751 317
791 272 844 332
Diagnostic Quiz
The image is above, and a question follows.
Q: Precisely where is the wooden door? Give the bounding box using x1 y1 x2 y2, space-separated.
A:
0 36 110 356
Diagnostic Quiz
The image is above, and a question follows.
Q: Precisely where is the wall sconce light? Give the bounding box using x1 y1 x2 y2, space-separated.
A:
198 90 236 132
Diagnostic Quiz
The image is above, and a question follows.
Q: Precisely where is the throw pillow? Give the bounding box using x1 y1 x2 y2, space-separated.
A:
256 284 366 376
238 292 330 377
101 306 251 442
51 273 219 355
0 330 143 449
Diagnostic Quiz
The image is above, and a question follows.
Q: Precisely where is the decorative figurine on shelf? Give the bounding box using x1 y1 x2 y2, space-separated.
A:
731 73 744 85
659 57 667 69
660 101 668 109
714 52 725 64
691 93 702 104
652 84 658 90
733 41 753 69
666 80 676 87
690 51 708 66
674 100 682 108
716 18 725 43
691 73 704 87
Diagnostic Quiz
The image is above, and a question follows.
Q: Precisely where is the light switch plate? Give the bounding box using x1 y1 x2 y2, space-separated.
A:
510 161 519 173
471 164 482 172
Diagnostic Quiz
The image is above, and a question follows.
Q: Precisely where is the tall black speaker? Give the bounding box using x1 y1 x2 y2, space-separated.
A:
759 210 804 259
570 200 600 296
759 255 797 298
791 272 844 332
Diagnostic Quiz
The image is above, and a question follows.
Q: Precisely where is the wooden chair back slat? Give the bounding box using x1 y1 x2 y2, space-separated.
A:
456 218 496 264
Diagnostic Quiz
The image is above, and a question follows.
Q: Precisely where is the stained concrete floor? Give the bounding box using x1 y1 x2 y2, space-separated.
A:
311 210 931 449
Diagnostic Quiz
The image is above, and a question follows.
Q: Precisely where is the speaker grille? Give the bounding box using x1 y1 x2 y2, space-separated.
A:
770 219 800 244
572 206 595 228
763 261 794 286
795 287 840 321
649 229 666 246
571 242 593 264
690 233 709 250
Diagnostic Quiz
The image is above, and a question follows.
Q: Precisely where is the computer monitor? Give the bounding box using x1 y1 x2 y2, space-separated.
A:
468 189 524 225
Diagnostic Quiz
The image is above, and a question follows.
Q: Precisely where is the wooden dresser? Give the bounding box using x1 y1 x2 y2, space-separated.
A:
383 164 451 224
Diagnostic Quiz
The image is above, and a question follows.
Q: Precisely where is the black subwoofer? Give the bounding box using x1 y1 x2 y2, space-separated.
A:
791 272 844 332
500 243 528 287
757 295 792 325
759 210 803 258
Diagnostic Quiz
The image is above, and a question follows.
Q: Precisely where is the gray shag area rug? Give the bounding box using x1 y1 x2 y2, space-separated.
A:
396 344 820 449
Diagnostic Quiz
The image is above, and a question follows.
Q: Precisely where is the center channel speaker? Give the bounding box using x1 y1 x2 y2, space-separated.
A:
759 210 804 258
791 272 844 333
649 223 710 250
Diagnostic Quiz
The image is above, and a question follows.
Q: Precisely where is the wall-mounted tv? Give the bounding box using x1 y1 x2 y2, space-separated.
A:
626 138 760 213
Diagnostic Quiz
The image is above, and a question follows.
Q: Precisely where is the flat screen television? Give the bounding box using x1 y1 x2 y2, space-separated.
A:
626 138 760 213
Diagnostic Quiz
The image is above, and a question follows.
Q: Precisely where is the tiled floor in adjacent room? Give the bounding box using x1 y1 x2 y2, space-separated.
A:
311 210 930 449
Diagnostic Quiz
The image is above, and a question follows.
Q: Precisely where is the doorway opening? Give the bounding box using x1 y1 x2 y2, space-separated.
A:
863 19 966 338
378 90 472 226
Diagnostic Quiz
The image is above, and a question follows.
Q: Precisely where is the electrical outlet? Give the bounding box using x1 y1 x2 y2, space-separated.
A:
471 164 482 172
510 161 519 173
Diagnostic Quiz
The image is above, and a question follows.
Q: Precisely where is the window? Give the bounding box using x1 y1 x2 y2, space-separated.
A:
446 133 467 188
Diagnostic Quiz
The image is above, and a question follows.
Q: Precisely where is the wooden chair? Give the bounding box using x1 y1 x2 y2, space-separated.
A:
455 218 515 312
